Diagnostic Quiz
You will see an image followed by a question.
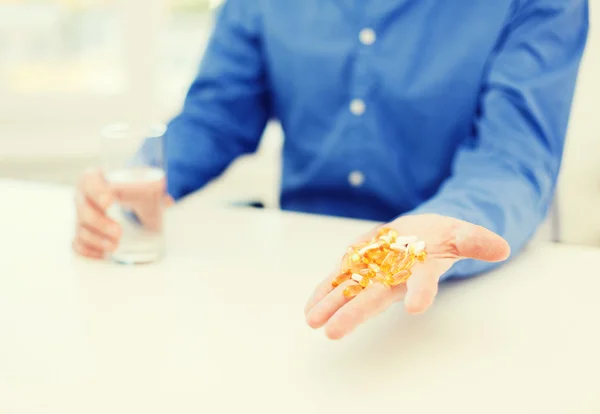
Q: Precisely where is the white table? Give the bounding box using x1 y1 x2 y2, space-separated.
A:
1 180 600 414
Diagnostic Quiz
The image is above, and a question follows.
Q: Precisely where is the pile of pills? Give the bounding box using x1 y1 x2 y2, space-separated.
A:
332 228 427 298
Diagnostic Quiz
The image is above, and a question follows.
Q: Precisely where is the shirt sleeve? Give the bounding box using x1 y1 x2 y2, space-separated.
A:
408 0 589 280
160 0 270 200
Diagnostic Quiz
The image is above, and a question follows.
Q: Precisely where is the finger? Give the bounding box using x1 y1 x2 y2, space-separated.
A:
304 262 363 316
325 283 407 340
304 227 382 315
111 177 166 201
77 226 118 252
404 266 441 315
304 268 339 316
72 239 104 259
77 199 121 241
453 221 511 262
78 170 115 211
113 181 166 231
164 194 175 207
129 191 164 231
306 280 358 329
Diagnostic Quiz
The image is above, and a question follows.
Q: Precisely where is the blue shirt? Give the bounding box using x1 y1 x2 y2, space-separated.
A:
147 0 589 279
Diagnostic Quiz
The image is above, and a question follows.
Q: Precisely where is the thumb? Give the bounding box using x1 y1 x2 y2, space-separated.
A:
453 222 511 262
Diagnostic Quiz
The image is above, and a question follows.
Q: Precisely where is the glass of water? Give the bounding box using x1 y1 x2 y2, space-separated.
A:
100 122 167 264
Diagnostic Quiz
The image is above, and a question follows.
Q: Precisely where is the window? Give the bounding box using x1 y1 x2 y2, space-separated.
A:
0 0 122 96
0 0 222 154
160 0 220 116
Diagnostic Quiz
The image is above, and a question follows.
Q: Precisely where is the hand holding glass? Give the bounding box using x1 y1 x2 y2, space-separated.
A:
100 123 167 264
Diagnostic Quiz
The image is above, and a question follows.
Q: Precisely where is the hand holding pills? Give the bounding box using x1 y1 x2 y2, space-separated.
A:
304 214 511 340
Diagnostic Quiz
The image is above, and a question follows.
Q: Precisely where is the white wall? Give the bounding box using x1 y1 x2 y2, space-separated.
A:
556 3 599 246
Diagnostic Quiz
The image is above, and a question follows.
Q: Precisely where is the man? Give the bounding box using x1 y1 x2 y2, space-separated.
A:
73 0 589 339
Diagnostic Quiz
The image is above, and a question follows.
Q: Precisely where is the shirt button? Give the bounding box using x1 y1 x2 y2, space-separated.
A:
359 28 376 46
348 170 365 187
350 99 366 116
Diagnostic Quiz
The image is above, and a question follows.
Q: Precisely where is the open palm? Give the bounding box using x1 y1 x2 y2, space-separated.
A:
304 214 511 340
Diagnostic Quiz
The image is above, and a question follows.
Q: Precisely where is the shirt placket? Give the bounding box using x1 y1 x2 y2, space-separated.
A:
346 13 379 189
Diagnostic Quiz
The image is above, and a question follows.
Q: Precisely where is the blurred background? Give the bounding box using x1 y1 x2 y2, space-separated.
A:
0 0 282 205
0 1 597 245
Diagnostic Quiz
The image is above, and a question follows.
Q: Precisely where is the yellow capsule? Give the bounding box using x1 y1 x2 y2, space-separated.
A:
368 263 381 273
340 251 352 273
373 272 388 284
358 241 382 256
373 249 389 263
391 269 412 285
384 274 396 286
378 233 393 245
359 268 375 278
332 271 351 288
405 255 416 269
340 233 426 291
343 284 363 298
362 251 375 263
379 228 398 243
377 227 392 237
380 251 396 273
395 249 407 261
395 252 415 271
349 262 368 274
389 253 406 274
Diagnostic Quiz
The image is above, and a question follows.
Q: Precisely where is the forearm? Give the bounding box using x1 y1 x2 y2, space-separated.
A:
140 0 268 200
407 0 588 280
165 108 262 200
128 117 243 200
